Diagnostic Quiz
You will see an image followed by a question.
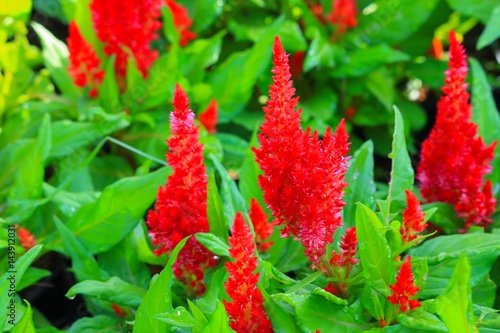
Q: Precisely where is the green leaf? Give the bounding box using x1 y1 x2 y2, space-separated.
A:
421 202 462 234
472 278 496 308
132 221 168 266
52 167 171 254
357 0 440 44
98 56 121 113
0 0 32 22
31 22 79 96
344 140 376 228
304 28 338 71
239 129 264 207
184 31 225 83
356 203 395 296
190 0 224 32
54 217 108 282
200 301 232 333
332 45 410 78
0 245 42 331
397 310 447 332
155 306 200 329
410 234 500 298
68 315 122 333
294 294 370 332
446 0 499 23
11 301 36 333
434 255 476 333
195 232 230 257
133 236 189 333
261 286 300 333
66 277 146 307
477 5 500 49
17 267 51 291
208 16 284 122
379 107 414 223
470 58 500 184
366 68 394 111
207 171 229 241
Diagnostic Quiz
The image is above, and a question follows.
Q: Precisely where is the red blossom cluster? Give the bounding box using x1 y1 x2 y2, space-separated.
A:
326 0 358 36
330 227 358 267
147 84 216 295
90 0 163 88
417 31 497 231
401 190 426 244
253 37 350 266
165 0 197 47
249 198 273 252
17 227 37 251
67 21 104 98
387 256 421 312
198 99 218 134
224 212 273 333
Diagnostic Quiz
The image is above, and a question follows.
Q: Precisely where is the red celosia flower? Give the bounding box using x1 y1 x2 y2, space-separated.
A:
249 198 273 252
147 84 216 296
289 51 305 80
90 0 162 89
401 190 427 244
330 227 358 267
253 37 350 266
417 31 497 231
17 227 36 251
224 213 273 333
326 0 358 36
67 21 104 98
429 37 444 60
199 99 218 134
387 256 421 312
309 3 326 25
112 303 126 318
165 0 197 47
345 105 356 118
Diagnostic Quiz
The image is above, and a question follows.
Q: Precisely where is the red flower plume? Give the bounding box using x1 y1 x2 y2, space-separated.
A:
165 0 197 47
330 227 358 267
223 213 273 333
67 21 104 98
401 190 426 244
326 0 358 36
199 99 218 134
17 227 36 251
90 0 162 89
249 198 273 252
147 84 216 295
253 37 350 266
417 31 497 230
387 256 421 312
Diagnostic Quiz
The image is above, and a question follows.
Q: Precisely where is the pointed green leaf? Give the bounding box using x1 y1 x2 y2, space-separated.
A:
11 301 36 333
207 171 228 241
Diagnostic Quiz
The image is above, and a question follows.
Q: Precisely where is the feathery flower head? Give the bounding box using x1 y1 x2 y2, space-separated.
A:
147 84 216 295
387 256 421 312
17 227 36 251
90 0 162 88
401 190 426 244
417 31 497 231
253 37 350 266
326 0 358 36
165 0 197 47
67 21 104 98
199 99 218 134
224 213 273 333
249 198 273 252
330 227 358 267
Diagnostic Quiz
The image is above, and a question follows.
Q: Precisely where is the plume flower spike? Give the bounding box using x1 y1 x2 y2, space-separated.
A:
17 227 37 251
387 256 421 312
401 190 427 244
165 0 197 47
223 213 273 333
249 198 273 252
199 99 218 134
67 21 104 98
147 84 216 296
253 37 350 267
326 0 358 36
417 30 497 231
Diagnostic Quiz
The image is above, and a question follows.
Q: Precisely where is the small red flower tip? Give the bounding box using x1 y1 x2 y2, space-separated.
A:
112 303 126 318
199 99 218 134
147 84 216 296
379 319 388 328
401 190 427 244
429 37 444 60
387 256 421 312
345 106 356 118
289 51 305 80
90 0 162 89
17 227 36 251
224 213 273 333
67 21 104 98
330 227 358 266
309 3 326 25
417 30 497 231
253 37 350 266
326 0 358 36
249 198 274 252
165 0 197 47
